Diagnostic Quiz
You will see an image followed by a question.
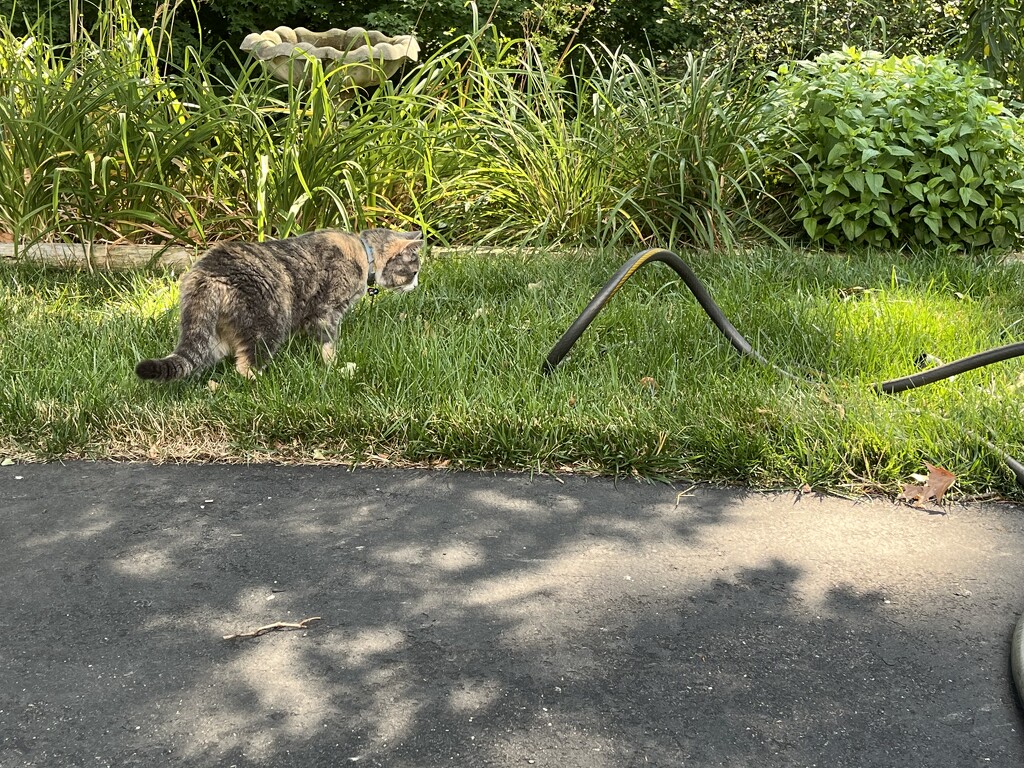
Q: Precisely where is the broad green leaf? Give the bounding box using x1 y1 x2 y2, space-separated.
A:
906 181 925 201
886 145 914 157
938 146 962 163
827 143 848 164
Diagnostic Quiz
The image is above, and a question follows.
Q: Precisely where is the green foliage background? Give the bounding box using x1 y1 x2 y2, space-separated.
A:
1 0 1021 252
674 0 964 72
0 0 971 71
1 0 692 65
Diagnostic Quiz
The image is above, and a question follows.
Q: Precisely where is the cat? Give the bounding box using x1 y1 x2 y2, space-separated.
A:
135 227 422 381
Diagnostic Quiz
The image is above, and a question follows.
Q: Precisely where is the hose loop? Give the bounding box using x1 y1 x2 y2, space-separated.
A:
542 247 1024 486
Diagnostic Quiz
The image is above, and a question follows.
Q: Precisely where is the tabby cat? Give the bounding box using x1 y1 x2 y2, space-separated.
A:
136 228 422 381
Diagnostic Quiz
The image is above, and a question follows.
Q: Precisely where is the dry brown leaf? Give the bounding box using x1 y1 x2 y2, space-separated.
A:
896 484 928 506
897 463 956 507
922 462 957 502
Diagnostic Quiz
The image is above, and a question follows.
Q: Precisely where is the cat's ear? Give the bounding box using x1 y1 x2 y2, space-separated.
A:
402 229 423 241
400 237 423 257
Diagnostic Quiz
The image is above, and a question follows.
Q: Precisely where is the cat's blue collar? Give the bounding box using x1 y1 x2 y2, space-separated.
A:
359 235 377 286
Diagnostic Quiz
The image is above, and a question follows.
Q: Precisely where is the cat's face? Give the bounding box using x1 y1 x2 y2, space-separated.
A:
370 229 423 293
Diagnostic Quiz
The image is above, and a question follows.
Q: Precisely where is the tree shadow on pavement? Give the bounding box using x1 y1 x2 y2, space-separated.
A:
3 462 1023 767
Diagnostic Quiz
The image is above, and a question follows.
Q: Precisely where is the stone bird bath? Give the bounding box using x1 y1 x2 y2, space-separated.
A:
241 26 420 98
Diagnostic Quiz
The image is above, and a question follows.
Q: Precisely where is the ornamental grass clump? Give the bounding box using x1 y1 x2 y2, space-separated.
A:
773 48 1024 249
0 0 783 252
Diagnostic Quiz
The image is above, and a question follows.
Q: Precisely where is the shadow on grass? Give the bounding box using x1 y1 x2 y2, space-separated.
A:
3 463 1024 767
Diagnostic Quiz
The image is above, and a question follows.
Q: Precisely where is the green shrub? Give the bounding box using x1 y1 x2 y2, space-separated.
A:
772 48 1024 249
412 45 777 249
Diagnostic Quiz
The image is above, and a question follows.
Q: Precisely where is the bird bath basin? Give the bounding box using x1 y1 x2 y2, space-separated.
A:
241 26 420 94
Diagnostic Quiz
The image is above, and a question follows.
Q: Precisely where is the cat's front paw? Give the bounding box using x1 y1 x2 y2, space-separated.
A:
321 343 337 363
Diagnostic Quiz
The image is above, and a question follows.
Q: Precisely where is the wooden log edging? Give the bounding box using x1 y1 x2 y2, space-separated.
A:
0 243 199 270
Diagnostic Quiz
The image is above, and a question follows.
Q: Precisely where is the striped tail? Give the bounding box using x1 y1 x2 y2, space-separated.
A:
135 275 221 381
135 353 196 381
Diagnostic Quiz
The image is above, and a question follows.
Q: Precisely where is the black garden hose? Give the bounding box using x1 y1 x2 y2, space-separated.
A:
878 342 1024 394
542 247 1024 485
543 248 793 379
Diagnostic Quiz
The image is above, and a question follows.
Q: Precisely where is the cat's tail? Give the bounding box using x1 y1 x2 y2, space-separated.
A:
136 276 221 381
135 352 195 381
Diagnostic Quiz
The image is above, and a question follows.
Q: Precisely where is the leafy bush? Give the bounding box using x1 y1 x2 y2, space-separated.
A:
415 45 777 248
772 48 1024 249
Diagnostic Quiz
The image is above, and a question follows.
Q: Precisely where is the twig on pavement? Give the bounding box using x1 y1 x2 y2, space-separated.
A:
223 616 321 641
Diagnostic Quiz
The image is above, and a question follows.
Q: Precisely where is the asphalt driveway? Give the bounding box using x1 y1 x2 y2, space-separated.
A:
3 462 1023 767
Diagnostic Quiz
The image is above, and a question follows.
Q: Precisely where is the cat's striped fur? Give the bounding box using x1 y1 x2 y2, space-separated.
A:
136 228 422 381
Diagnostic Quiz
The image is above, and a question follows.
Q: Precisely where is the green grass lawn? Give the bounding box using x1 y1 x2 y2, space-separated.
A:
3 246 1024 497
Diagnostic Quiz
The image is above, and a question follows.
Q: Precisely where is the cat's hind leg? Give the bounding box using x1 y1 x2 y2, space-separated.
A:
215 287 292 378
216 313 286 380
216 325 274 379
209 325 254 378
